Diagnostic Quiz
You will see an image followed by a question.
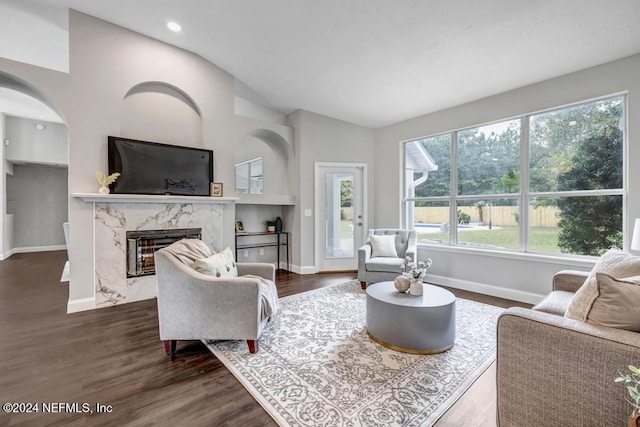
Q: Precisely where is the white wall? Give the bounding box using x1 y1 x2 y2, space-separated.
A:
4 116 68 165
234 96 286 123
285 110 375 272
0 85 67 260
121 86 203 147
0 112 6 257
6 164 68 249
374 54 640 302
0 1 69 73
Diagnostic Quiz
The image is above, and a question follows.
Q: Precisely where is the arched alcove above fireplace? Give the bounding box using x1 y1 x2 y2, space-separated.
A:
121 81 203 147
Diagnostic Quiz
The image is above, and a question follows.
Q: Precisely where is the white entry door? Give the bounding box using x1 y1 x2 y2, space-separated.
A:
315 162 367 272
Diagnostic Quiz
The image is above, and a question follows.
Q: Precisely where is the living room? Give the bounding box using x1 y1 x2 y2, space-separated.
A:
1 1 640 426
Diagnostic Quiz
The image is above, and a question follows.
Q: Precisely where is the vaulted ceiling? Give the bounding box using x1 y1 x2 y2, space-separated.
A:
26 0 640 128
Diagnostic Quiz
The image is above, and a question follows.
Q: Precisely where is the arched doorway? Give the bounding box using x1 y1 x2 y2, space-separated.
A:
0 72 68 263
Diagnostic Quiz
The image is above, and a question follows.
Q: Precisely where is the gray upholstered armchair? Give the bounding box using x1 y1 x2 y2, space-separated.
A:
155 240 278 357
357 229 417 289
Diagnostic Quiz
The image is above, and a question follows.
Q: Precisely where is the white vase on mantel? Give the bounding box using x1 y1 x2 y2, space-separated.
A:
409 279 423 296
98 186 110 194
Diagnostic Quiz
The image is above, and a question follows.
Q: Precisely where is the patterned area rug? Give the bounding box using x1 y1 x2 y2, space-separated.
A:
204 280 503 426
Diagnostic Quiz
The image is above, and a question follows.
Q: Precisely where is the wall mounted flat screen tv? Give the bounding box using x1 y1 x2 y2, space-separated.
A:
108 136 214 196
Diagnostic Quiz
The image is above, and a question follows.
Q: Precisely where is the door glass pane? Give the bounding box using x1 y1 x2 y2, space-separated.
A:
325 173 354 258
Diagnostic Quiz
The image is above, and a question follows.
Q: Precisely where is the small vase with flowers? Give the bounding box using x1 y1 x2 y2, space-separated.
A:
400 256 433 296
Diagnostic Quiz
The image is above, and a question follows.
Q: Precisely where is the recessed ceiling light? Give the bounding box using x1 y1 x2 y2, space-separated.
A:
167 21 182 32
35 123 46 131
568 120 577 126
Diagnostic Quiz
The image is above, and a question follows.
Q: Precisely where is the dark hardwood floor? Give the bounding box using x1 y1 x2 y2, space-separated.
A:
0 251 530 426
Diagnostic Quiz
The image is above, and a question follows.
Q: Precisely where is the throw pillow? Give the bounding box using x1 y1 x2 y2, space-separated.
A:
193 247 238 278
587 273 640 332
565 248 640 321
369 234 398 258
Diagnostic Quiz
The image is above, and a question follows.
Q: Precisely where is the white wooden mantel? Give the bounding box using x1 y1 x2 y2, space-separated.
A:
72 193 239 204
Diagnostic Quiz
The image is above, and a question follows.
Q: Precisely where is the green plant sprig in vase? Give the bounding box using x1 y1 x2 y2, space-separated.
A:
615 365 640 426
265 220 277 233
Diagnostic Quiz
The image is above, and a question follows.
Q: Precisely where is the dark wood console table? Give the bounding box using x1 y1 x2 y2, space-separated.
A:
235 231 290 271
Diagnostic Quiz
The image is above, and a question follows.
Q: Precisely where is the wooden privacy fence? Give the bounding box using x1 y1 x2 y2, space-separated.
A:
414 206 560 227
341 206 559 227
342 207 354 221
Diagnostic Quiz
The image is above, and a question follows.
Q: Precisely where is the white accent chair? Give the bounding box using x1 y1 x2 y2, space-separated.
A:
357 229 417 289
155 240 277 357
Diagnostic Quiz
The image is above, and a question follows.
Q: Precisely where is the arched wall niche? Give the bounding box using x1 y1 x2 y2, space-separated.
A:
235 128 292 196
121 81 203 147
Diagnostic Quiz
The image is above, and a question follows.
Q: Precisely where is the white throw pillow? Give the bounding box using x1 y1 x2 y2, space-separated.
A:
369 234 398 258
193 247 238 278
565 248 640 321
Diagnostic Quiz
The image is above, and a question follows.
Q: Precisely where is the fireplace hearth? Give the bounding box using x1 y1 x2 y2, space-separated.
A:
126 228 201 277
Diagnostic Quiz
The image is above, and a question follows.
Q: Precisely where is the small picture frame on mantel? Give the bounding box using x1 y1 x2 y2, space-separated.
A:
210 182 223 197
235 220 247 234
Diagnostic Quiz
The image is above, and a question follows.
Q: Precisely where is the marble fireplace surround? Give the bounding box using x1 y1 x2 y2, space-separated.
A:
72 193 237 309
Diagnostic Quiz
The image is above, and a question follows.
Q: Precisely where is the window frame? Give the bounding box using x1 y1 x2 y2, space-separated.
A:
235 157 263 195
402 93 627 258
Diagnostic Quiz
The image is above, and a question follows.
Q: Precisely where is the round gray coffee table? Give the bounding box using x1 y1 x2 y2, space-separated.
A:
366 281 456 354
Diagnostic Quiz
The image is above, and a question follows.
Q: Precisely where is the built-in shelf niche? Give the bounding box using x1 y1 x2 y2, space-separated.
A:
235 194 295 205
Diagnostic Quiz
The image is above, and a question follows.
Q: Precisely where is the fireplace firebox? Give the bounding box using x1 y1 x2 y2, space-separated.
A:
126 228 201 277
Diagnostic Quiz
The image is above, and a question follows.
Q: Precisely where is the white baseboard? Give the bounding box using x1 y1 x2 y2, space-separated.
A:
67 297 96 313
9 245 66 255
287 264 317 275
1 245 67 260
428 274 545 305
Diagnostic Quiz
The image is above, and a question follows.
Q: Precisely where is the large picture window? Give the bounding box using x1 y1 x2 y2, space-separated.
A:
403 95 625 257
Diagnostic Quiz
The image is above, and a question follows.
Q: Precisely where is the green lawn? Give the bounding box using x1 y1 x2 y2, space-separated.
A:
418 226 561 253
